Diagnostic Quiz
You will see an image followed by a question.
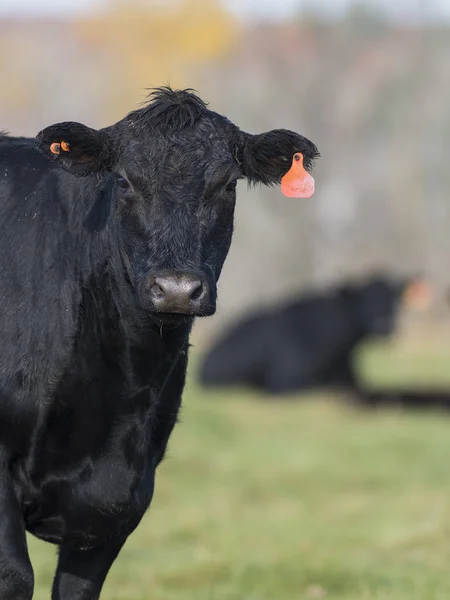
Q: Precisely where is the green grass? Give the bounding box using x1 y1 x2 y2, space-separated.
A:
29 333 450 599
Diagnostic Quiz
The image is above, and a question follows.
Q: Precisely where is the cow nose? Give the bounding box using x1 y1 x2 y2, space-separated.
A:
152 276 204 304
146 271 213 315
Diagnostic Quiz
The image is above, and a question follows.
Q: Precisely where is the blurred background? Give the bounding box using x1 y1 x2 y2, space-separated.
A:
3 1 450 598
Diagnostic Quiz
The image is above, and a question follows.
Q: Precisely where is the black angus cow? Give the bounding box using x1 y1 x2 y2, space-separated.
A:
0 87 319 599
200 274 426 395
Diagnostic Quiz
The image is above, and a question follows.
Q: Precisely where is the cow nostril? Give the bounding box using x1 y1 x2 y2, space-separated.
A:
189 281 204 301
150 282 166 299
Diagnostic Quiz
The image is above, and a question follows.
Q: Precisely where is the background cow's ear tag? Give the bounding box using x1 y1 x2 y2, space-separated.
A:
281 153 315 198
403 280 432 310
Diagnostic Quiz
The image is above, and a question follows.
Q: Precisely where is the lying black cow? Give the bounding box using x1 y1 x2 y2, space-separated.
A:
200 275 428 395
0 87 319 599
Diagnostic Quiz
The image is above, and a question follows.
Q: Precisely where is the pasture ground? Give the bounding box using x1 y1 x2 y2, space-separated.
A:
30 330 450 599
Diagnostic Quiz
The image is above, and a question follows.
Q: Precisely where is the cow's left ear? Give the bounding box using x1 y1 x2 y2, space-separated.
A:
36 121 115 177
240 129 320 187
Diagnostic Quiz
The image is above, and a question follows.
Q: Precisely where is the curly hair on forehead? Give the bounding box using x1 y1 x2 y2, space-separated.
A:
125 86 214 133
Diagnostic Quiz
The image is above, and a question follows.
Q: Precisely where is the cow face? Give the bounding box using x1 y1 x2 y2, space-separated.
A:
354 275 430 337
36 88 319 322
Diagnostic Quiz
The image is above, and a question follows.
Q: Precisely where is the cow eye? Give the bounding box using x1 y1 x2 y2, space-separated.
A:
117 176 130 190
225 179 237 192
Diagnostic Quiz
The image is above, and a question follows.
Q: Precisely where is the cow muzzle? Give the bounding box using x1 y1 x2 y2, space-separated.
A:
140 270 215 317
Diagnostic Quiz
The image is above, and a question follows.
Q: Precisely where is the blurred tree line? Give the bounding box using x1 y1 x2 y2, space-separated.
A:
0 2 449 339
0 0 236 129
75 0 236 120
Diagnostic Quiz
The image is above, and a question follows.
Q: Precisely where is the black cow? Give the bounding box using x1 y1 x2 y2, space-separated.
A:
200 274 424 395
0 87 319 599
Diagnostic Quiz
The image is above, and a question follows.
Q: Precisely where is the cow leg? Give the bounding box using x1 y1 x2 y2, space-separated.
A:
0 459 34 600
52 539 126 600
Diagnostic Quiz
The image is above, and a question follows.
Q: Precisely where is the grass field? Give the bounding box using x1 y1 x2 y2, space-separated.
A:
29 332 450 599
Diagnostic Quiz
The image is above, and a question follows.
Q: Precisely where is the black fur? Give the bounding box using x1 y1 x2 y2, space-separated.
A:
200 274 408 395
0 87 318 599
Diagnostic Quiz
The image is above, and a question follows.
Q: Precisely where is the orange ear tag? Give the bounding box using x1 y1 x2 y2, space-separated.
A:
281 153 315 198
50 142 61 155
49 141 70 155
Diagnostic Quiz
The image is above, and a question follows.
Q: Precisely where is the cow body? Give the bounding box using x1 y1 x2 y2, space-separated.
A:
0 89 319 598
0 135 189 595
200 276 410 395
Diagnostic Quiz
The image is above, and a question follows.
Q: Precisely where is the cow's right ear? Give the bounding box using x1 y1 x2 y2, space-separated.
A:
36 121 115 177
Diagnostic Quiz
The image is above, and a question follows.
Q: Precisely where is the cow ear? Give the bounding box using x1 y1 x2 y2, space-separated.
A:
240 129 320 187
35 121 115 177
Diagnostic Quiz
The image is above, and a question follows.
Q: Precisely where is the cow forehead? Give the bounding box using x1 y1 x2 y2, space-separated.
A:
118 127 236 184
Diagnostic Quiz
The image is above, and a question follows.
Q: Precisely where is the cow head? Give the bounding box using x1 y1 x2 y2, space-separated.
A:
36 88 319 323
346 274 431 337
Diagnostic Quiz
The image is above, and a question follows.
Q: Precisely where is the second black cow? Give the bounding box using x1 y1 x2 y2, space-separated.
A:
200 274 428 395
